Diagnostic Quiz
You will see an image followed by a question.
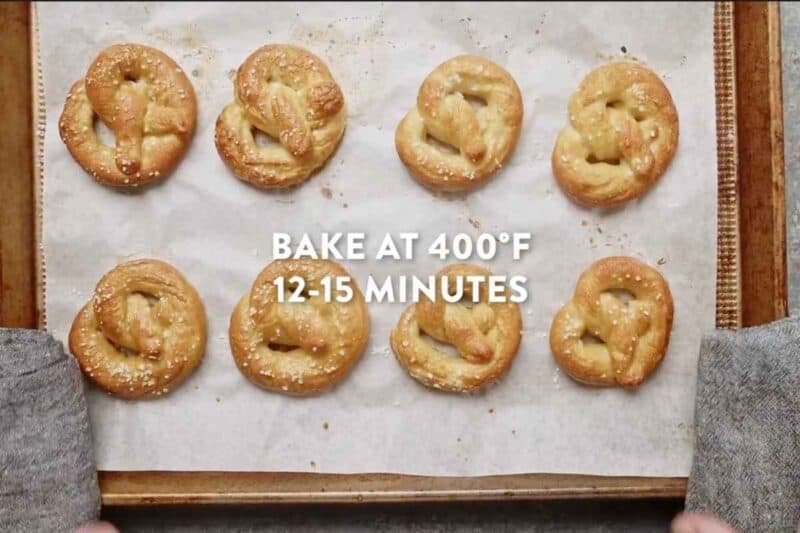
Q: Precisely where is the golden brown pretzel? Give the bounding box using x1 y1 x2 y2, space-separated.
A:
69 259 206 399
552 62 679 206
395 56 523 192
549 256 674 387
390 264 522 392
59 44 197 187
215 45 346 189
229 259 369 395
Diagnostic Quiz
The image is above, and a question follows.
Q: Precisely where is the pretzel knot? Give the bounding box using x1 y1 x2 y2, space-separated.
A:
68 259 207 399
229 259 369 395
552 62 679 207
395 56 523 191
59 44 197 187
215 45 346 189
390 264 522 393
549 257 674 387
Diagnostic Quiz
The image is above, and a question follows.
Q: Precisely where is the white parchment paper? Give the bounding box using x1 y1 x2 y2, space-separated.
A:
39 2 716 475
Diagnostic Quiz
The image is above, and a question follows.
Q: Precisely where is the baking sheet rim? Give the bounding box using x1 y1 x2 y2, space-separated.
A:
29 1 740 501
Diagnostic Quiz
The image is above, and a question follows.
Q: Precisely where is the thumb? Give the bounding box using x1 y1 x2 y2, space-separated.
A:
671 512 737 533
76 521 120 533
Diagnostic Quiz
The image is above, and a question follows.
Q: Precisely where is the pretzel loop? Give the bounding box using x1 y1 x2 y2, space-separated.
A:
59 44 197 187
249 261 343 354
415 271 496 363
549 256 674 387
418 77 487 163
395 56 523 191
229 260 369 395
215 45 346 189
390 264 522 393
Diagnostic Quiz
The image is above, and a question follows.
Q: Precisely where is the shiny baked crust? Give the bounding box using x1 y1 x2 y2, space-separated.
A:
59 44 197 187
215 44 346 189
552 62 679 206
390 264 522 392
68 259 206 399
229 259 369 395
549 256 674 387
395 55 523 192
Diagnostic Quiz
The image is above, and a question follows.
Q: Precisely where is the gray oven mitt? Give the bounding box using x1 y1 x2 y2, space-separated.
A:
0 328 100 533
686 317 800 531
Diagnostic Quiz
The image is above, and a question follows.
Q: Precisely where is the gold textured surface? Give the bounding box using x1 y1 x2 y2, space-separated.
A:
714 2 741 329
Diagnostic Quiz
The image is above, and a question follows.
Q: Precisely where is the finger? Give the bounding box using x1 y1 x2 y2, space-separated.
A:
671 512 737 533
76 521 120 533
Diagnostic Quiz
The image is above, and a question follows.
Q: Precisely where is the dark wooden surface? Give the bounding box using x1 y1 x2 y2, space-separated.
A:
102 499 684 531
736 2 788 326
0 2 35 329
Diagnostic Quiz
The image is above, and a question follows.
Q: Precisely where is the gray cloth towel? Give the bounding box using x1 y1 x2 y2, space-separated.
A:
687 317 800 531
0 328 100 533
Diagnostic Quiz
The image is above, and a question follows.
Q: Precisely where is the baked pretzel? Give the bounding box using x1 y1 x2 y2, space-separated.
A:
390 264 522 392
215 45 346 189
549 256 673 387
229 259 369 395
59 44 197 187
552 62 679 206
395 56 523 192
69 259 206 399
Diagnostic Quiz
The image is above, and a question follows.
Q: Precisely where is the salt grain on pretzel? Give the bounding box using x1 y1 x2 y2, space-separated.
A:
390 264 522 392
395 56 523 192
552 62 679 206
549 256 674 387
59 44 197 187
215 45 346 189
229 259 369 395
69 259 207 399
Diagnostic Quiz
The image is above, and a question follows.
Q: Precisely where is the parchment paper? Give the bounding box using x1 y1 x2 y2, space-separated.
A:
39 2 716 476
